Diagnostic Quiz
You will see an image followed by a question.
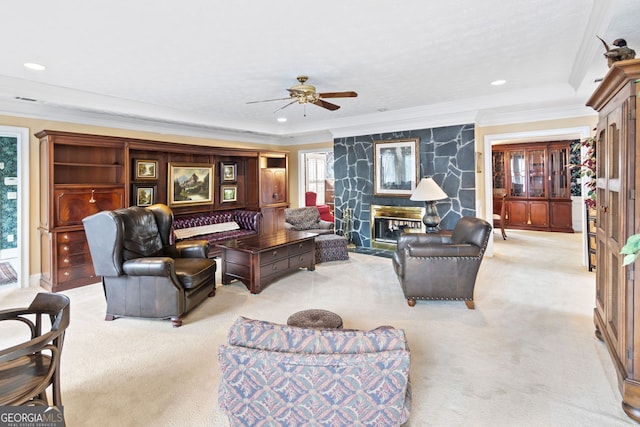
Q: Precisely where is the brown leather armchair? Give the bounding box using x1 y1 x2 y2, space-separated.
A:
392 216 492 309
82 203 216 327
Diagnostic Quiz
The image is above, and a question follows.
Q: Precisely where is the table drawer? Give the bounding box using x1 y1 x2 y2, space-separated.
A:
289 253 311 268
289 239 314 255
260 247 288 266
260 259 289 278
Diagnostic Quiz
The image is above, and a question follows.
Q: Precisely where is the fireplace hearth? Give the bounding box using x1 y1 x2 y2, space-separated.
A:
371 205 425 249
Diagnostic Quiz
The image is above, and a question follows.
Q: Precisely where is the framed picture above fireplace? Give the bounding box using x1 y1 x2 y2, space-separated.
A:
373 138 419 196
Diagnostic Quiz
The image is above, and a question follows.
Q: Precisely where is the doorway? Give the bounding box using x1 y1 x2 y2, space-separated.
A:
299 150 334 208
0 126 29 288
482 126 591 261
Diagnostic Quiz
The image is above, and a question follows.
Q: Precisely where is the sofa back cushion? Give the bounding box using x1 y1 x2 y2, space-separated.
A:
227 316 408 354
284 206 321 231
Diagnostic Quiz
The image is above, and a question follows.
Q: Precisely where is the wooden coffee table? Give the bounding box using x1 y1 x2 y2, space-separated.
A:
217 231 317 294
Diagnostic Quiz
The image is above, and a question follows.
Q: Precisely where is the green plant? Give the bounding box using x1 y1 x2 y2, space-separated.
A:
572 134 596 208
621 234 640 266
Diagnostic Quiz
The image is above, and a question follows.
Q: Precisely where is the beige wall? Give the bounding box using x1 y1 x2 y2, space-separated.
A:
0 113 597 281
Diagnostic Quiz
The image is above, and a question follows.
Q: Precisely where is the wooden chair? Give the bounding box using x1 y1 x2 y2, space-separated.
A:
493 194 507 240
0 293 70 406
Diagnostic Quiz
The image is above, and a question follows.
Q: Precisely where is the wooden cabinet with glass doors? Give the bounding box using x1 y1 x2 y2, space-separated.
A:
491 141 573 233
586 58 640 423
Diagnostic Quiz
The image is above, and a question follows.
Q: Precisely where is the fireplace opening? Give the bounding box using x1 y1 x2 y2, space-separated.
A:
370 205 425 249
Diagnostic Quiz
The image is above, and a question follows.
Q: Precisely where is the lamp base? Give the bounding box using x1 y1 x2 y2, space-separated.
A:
422 201 441 233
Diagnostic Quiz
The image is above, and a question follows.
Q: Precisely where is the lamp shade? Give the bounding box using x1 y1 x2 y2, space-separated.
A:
410 177 447 201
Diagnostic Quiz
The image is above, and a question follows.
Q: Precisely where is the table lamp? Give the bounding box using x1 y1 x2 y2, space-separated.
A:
410 177 448 232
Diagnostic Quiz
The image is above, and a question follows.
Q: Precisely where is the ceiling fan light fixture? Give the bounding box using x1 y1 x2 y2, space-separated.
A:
249 75 357 113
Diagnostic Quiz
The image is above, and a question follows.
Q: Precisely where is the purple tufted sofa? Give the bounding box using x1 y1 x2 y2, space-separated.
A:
172 210 262 258
218 316 411 426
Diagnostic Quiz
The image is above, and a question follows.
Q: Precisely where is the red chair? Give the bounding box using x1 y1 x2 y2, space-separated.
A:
305 191 335 222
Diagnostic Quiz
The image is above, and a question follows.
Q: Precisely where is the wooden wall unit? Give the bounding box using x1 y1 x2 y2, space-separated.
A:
586 59 640 422
258 152 289 235
491 141 573 233
38 130 288 292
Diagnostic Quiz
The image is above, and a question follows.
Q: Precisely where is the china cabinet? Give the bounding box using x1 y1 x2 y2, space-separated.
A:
491 141 573 232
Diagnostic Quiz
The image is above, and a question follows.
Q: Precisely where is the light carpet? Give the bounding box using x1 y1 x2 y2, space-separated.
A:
0 230 636 426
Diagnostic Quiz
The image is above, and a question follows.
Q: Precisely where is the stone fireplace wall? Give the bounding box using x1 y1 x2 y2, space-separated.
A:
333 124 476 247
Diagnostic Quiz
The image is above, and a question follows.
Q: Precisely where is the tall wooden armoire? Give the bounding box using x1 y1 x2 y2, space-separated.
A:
586 58 640 421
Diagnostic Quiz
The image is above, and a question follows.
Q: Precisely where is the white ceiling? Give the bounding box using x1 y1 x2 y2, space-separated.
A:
0 0 638 144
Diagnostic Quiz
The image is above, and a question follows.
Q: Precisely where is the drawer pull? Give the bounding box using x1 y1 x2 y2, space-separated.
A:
62 246 69 251
63 258 70 264
271 264 278 270
62 234 69 240
271 251 278 257
63 271 70 276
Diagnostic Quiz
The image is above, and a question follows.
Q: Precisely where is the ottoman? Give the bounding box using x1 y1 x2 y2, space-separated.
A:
315 234 349 263
287 309 343 329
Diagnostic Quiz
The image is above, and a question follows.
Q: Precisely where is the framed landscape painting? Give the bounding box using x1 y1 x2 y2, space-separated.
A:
221 185 237 203
373 138 419 196
220 162 237 183
133 184 156 207
135 159 158 180
168 163 213 206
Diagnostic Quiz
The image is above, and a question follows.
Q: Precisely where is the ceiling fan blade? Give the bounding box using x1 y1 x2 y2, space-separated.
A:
318 91 358 99
313 99 341 111
247 97 291 104
273 99 299 113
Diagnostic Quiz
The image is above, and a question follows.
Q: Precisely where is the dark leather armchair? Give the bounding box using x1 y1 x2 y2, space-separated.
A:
0 293 70 406
392 216 492 309
82 203 216 327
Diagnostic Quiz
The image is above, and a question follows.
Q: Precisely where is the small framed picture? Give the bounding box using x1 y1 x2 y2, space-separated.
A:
221 185 237 203
220 162 237 183
133 184 156 207
135 159 158 180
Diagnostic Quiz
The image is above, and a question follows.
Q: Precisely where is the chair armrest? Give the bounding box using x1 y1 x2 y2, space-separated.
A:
122 257 174 276
175 240 209 258
318 220 334 230
408 243 480 258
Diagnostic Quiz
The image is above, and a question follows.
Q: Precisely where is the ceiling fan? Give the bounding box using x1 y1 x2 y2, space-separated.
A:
247 76 358 113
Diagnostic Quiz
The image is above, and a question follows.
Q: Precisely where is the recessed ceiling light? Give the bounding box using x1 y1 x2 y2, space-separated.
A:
277 117 287 123
490 79 506 86
378 108 387 112
24 62 46 71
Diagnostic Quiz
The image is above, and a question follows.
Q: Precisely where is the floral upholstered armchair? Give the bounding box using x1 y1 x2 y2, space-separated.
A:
284 206 334 234
218 316 411 426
